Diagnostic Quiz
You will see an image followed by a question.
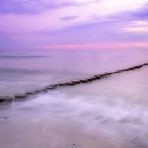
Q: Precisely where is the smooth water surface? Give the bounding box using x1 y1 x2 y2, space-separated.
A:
0 49 147 97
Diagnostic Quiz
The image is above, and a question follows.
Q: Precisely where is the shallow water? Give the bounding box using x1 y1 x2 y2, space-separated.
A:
0 48 147 97
0 63 148 148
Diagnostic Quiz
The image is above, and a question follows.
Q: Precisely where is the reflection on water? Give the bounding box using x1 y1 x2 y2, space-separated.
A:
0 66 148 148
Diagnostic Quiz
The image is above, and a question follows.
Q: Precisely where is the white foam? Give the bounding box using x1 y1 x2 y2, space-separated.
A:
1 90 148 148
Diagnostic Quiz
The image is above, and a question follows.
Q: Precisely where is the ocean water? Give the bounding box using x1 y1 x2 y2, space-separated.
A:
0 48 148 148
0 48 147 97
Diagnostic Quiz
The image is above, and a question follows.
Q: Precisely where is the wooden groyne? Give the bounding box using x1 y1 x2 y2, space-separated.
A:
0 63 148 104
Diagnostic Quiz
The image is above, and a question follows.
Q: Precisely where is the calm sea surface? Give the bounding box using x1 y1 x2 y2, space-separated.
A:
0 49 147 97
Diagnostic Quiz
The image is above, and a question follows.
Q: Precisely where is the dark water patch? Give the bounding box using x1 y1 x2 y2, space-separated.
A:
119 117 143 125
0 116 8 120
130 136 148 148
0 63 148 104
0 55 48 59
0 68 44 74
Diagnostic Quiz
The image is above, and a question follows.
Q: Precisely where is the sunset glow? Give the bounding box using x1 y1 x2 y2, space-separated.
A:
38 42 148 50
0 0 147 50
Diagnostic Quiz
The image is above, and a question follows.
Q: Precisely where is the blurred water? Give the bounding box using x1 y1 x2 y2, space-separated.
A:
0 48 147 97
0 64 148 148
0 48 148 148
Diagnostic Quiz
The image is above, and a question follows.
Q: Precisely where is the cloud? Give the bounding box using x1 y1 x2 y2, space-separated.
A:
0 0 92 14
133 5 148 20
0 0 147 33
0 0 148 50
122 20 148 33
60 16 79 21
36 42 148 50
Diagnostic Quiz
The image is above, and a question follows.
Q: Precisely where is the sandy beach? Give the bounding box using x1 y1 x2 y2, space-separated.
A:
0 66 148 148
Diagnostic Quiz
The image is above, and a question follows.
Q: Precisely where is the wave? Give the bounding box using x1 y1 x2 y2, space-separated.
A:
0 63 148 104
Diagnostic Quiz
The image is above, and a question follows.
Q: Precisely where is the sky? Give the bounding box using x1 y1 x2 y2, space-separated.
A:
0 0 148 50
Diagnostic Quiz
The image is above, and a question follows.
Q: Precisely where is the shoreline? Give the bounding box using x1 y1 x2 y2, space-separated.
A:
0 62 148 104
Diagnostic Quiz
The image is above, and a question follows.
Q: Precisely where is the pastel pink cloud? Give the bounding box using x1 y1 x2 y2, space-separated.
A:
37 42 148 50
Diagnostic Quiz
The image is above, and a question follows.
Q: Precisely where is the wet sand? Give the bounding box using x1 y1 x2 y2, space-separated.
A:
0 67 148 148
0 94 144 148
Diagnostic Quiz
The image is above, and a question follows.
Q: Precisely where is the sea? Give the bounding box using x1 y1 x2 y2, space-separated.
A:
0 48 148 148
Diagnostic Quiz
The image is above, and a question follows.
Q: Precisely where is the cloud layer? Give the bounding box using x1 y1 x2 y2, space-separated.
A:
0 0 148 50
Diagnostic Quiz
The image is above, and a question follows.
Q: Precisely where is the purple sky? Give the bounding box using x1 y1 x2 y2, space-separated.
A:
0 0 148 50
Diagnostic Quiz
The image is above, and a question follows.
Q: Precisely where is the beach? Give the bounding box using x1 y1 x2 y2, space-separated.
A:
0 49 148 148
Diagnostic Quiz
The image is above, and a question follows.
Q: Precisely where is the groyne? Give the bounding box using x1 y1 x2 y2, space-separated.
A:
0 63 148 104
